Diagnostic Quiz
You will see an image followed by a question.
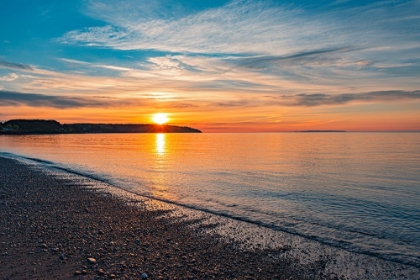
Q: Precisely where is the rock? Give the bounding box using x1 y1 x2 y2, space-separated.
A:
74 270 81 275
141 273 148 279
110 274 116 278
98 268 105 275
40 243 48 249
87 257 97 264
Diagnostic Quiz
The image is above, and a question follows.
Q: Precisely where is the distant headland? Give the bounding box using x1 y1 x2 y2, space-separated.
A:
296 130 346 133
0 119 201 134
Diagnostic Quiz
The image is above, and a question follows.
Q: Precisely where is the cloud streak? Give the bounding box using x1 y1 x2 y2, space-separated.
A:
276 90 420 107
2 89 419 110
0 90 107 108
223 47 356 71
0 73 18 81
61 0 420 58
0 60 33 71
60 0 336 55
0 90 153 109
56 0 420 95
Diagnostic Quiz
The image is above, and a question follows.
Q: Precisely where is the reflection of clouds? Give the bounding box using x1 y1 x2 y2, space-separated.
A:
156 133 165 155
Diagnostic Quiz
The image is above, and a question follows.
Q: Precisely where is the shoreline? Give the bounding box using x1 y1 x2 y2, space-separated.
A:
1 156 419 279
0 156 309 279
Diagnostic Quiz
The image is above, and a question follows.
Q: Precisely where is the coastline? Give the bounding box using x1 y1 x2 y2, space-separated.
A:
0 156 307 279
1 156 419 279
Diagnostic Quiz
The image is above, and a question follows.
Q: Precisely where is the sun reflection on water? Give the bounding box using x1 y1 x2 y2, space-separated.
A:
156 133 165 155
153 133 174 200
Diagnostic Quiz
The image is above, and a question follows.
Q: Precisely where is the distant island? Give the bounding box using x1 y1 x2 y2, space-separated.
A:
0 119 201 134
296 130 346 133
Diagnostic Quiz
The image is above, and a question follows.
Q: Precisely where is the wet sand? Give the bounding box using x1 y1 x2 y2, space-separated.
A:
0 157 315 279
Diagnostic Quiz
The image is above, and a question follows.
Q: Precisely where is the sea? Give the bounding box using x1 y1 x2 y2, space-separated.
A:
1 133 419 270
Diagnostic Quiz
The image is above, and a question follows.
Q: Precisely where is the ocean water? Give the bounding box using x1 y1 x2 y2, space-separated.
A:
1 133 419 268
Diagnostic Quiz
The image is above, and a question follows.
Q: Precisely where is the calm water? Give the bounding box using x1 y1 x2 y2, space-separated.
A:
1 133 420 267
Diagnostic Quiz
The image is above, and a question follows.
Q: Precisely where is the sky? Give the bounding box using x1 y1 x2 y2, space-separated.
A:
1 0 420 132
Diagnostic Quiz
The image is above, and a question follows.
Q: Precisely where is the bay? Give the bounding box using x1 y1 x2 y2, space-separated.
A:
1 133 419 267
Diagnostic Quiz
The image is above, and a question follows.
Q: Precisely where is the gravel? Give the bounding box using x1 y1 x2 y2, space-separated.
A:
0 156 314 279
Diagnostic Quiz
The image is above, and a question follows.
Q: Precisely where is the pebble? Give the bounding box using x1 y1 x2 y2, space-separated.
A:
3 157 381 280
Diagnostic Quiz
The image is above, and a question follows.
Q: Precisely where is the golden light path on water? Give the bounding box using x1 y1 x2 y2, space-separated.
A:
153 133 172 200
156 133 165 155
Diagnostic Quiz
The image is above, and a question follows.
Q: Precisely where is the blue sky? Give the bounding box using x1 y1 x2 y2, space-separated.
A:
1 0 420 131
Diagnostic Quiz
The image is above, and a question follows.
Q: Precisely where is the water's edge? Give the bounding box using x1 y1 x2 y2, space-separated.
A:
1 151 420 279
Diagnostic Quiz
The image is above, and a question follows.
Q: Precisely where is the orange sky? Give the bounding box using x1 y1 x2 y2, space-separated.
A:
2 101 419 132
1 0 420 132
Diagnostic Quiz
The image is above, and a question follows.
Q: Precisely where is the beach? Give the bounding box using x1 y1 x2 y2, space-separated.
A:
1 154 419 280
0 156 313 279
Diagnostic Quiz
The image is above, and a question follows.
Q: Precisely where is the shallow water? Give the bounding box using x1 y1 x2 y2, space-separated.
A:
1 133 419 267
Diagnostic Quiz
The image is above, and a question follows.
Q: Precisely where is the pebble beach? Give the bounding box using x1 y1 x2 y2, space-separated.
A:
0 156 314 279
1 156 419 280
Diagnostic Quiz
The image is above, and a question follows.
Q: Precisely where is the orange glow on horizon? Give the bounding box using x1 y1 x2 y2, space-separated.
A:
1 102 420 133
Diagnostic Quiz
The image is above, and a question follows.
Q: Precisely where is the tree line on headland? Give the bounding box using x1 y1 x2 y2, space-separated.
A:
0 119 201 134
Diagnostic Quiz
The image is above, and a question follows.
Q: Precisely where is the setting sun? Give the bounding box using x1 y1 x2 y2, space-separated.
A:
152 113 169 125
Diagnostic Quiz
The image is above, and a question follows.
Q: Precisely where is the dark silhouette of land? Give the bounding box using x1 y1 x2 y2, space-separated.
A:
0 119 201 134
296 130 346 133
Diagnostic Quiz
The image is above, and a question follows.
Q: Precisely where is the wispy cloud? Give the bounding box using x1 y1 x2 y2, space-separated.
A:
0 90 106 108
3 53 416 108
222 47 357 71
0 73 18 81
59 58 133 72
61 0 420 58
3 0 419 117
60 0 337 55
0 90 149 109
272 90 420 107
0 60 33 71
2 89 419 110
56 0 420 94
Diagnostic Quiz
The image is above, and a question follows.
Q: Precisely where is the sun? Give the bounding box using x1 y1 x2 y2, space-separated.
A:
152 113 169 125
